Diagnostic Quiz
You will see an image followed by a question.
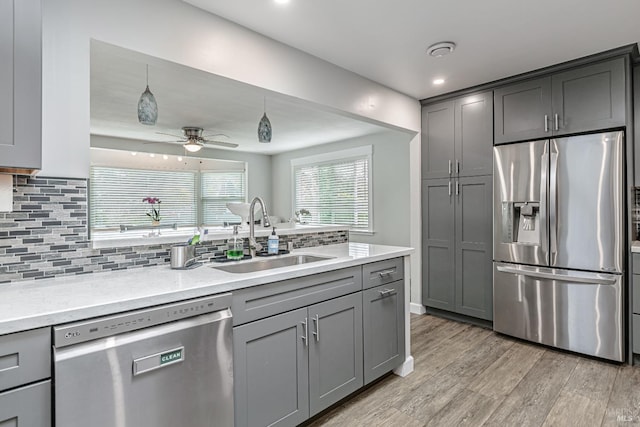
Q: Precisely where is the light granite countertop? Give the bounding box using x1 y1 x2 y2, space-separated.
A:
0 243 413 335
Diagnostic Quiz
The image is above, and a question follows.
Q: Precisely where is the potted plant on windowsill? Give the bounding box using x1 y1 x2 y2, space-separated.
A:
143 197 162 226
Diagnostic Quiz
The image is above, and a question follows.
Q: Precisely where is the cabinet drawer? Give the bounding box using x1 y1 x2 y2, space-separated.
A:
634 314 640 354
0 380 51 426
362 258 404 290
232 267 362 326
633 254 640 274
0 328 50 392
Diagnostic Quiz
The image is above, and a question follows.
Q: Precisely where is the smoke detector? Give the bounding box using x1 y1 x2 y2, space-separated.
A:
426 42 456 58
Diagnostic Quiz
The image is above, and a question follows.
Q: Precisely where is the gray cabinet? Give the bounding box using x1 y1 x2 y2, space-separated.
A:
495 58 626 144
421 91 493 179
363 280 405 384
233 289 364 426
0 0 42 173
233 308 309 427
422 176 493 320
634 66 640 185
308 293 363 416
0 381 51 427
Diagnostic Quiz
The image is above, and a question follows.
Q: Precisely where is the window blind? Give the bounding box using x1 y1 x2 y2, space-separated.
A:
201 171 247 225
294 156 370 230
90 167 197 229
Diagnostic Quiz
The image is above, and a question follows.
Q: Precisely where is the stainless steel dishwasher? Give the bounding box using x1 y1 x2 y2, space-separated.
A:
53 293 234 427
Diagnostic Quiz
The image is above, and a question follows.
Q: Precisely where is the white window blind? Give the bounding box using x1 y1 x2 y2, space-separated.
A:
293 147 371 230
90 167 197 229
201 171 247 225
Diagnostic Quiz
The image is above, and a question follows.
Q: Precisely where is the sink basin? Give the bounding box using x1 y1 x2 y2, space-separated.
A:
211 255 333 274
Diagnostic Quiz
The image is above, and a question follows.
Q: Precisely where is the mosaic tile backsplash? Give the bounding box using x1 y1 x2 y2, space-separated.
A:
0 177 348 284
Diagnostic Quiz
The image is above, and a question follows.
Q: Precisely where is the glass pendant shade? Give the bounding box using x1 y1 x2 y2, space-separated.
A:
258 112 272 143
138 65 158 126
184 140 202 152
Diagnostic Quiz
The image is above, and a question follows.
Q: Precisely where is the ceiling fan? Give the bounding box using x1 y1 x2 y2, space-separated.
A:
157 127 239 152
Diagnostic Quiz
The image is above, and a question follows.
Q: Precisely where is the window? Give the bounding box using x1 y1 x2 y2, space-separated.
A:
292 146 372 232
90 163 247 233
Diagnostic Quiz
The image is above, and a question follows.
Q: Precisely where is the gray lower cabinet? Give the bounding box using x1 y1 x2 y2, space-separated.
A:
0 380 51 427
233 293 363 427
495 57 626 144
0 0 42 173
233 308 310 427
363 280 405 384
422 176 493 320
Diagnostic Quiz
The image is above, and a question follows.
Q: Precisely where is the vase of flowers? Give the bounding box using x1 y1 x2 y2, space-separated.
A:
143 197 161 225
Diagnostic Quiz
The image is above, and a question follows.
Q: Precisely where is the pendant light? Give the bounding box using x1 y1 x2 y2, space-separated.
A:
138 64 158 126
257 97 272 143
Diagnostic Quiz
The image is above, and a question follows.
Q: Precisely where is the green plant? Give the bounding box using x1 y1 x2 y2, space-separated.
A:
142 197 161 221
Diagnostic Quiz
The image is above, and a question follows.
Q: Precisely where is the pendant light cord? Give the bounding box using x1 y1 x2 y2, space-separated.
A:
146 64 149 87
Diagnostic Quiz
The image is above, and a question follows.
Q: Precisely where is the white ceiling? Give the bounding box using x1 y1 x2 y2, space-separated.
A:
90 41 391 155
183 0 640 100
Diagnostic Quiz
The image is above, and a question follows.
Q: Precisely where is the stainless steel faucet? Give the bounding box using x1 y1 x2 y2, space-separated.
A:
248 197 271 257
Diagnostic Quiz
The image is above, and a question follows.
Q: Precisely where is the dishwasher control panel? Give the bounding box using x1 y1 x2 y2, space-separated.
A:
53 293 232 348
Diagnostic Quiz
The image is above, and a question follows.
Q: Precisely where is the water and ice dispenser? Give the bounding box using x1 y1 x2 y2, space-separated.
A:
500 201 540 245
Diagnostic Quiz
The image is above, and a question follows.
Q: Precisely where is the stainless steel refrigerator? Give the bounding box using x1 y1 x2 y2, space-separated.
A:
493 131 625 361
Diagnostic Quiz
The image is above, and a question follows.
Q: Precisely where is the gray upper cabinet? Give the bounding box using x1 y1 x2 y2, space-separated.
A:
422 92 493 179
495 58 626 144
455 92 494 177
494 77 552 144
454 176 493 320
421 100 455 179
551 58 626 135
233 308 309 427
308 293 363 416
0 0 42 173
633 65 640 186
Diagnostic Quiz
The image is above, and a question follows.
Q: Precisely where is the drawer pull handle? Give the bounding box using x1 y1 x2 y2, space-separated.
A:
301 318 308 346
379 289 397 297
378 269 396 277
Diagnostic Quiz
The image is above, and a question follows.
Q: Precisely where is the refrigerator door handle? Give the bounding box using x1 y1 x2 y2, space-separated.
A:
540 142 548 261
549 144 558 263
496 264 618 285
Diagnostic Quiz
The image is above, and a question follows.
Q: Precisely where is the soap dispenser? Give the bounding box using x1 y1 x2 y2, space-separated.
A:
268 227 279 255
227 225 244 260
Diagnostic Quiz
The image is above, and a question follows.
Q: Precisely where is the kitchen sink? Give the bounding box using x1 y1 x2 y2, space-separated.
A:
211 255 334 274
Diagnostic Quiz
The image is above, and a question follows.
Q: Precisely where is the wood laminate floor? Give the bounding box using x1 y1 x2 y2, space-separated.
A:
310 314 640 427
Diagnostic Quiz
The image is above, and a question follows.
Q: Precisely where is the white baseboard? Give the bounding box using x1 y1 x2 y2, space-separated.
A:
393 355 414 377
410 302 426 315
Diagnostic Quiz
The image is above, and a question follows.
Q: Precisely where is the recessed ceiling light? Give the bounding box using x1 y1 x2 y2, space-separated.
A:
163 155 168 160
177 156 183 161
426 41 456 58
433 78 445 85
149 153 155 158
274 0 290 4
130 152 137 156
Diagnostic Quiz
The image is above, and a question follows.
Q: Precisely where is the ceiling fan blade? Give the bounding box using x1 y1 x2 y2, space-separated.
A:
202 140 239 149
201 132 230 139
155 131 184 138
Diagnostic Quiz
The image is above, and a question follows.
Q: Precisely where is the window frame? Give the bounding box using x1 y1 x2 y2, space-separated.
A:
290 145 373 234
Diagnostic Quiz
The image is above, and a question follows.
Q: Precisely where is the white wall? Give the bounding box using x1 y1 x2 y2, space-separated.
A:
42 0 423 305
271 131 410 247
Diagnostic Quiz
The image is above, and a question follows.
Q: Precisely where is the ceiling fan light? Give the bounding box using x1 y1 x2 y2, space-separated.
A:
184 141 202 152
258 113 272 143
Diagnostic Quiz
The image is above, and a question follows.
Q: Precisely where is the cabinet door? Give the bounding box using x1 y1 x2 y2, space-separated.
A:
0 380 50 427
552 58 626 136
0 0 41 171
363 281 405 385
455 176 493 320
421 100 455 179
308 293 363 416
635 66 640 186
233 308 309 427
494 77 552 144
422 178 455 311
455 91 493 177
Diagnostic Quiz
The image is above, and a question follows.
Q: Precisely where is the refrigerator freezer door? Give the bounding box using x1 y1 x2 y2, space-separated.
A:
493 263 623 361
493 140 549 266
551 131 624 272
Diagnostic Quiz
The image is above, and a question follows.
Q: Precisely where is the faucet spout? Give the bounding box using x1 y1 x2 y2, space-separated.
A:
248 197 271 257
